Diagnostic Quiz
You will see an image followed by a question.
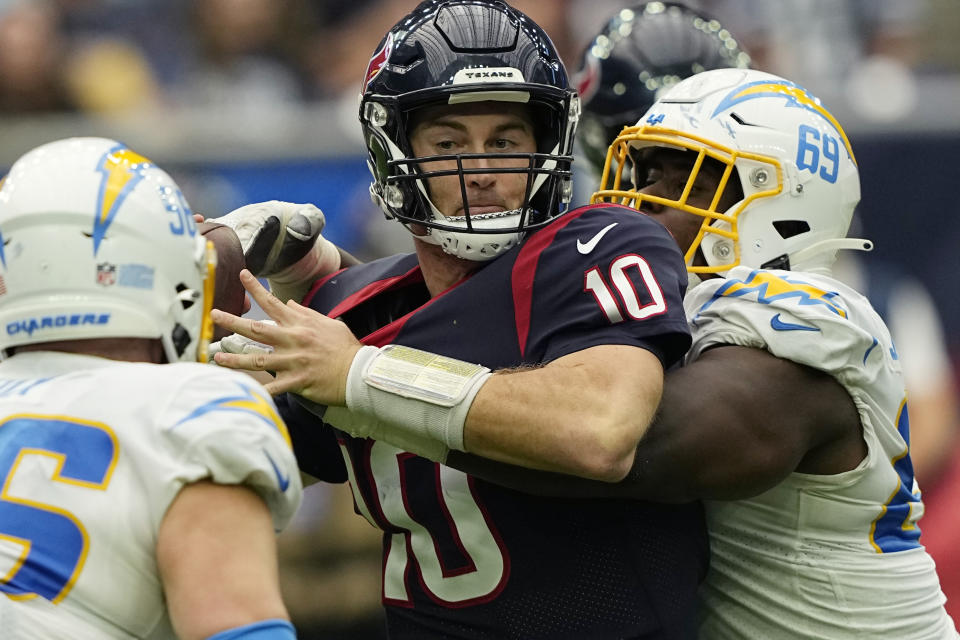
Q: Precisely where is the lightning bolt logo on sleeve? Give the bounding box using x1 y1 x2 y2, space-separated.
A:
692 270 847 326
172 382 292 449
92 145 153 255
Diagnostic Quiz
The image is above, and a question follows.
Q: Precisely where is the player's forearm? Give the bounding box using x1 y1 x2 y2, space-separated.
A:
451 347 818 502
447 380 702 501
447 380 773 503
158 482 291 640
619 345 853 502
463 345 663 482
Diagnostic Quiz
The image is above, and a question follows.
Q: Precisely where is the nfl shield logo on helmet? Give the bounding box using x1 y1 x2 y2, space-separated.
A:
96 262 117 286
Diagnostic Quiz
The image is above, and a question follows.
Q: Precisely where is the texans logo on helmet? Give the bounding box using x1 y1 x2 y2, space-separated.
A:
574 55 601 105
363 32 393 90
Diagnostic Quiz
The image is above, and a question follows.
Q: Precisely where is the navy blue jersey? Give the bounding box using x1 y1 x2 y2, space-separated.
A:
285 205 707 639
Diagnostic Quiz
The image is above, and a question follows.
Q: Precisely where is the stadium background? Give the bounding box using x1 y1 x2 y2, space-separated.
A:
1 1 958 637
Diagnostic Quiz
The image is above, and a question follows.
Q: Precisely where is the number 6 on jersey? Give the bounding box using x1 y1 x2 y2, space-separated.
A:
0 415 117 602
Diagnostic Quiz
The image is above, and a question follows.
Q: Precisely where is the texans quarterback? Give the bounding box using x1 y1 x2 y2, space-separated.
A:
211 1 708 638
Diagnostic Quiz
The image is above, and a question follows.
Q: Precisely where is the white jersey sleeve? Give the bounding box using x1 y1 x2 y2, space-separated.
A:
154 365 301 531
684 266 897 392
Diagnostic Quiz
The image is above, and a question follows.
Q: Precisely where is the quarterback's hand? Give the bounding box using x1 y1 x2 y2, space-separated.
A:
210 201 341 303
211 270 362 405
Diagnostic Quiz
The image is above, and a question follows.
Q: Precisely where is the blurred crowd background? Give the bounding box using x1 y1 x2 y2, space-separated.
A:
1 1 958 638
2 0 959 117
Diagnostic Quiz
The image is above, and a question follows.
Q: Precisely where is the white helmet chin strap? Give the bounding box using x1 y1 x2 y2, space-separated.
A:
412 207 527 261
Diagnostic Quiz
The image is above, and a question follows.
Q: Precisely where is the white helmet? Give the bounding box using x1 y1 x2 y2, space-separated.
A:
593 68 870 276
0 137 216 362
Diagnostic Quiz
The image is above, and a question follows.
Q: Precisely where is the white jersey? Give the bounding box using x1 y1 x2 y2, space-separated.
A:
0 352 302 640
686 267 957 639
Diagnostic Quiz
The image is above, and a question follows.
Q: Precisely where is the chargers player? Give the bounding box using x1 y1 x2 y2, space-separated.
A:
574 10 958 635
212 1 708 638
0 138 302 639
587 68 957 637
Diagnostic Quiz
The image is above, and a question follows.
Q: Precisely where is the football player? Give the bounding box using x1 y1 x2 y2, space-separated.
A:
586 68 957 636
573 7 958 635
0 138 302 639
212 0 708 637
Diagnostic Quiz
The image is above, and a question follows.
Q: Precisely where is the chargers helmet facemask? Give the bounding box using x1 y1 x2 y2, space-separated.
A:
592 68 870 276
360 0 579 261
0 137 216 362
575 2 751 178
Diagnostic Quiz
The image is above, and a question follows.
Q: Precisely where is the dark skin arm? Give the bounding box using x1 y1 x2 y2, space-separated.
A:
447 344 865 502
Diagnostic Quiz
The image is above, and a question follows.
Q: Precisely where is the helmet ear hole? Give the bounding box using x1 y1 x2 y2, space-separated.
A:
772 220 811 239
367 136 390 183
171 323 190 357
176 283 198 310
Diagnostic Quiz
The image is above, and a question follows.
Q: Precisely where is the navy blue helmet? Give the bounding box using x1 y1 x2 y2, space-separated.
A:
359 0 579 260
575 2 751 175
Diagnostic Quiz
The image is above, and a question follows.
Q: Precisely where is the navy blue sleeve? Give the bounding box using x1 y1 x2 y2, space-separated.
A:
519 204 691 367
275 392 347 483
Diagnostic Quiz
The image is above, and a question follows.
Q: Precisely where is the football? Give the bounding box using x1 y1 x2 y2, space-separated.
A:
199 221 246 336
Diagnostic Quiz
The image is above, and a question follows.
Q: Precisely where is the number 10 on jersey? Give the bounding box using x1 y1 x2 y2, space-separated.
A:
585 254 668 323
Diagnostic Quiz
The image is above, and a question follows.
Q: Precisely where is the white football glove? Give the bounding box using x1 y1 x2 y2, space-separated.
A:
211 201 341 302
208 323 276 363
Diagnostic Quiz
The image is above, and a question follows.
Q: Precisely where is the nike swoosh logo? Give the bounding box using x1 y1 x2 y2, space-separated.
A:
769 313 819 332
264 449 290 492
576 222 619 254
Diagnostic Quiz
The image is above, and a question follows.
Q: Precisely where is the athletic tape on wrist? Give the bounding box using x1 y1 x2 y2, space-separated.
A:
325 345 490 461
270 236 340 287
267 236 340 303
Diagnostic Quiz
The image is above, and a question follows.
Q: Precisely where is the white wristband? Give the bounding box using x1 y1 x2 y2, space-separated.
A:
324 345 490 462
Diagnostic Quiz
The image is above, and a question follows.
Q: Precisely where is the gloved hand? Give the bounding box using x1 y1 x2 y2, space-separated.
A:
211 201 341 302
208 323 276 362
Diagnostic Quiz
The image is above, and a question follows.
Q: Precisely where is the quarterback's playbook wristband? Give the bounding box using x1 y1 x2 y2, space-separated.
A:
325 345 491 461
